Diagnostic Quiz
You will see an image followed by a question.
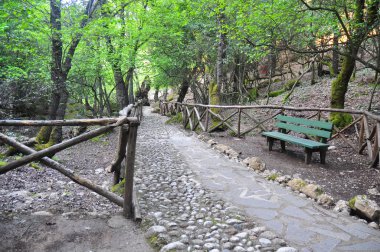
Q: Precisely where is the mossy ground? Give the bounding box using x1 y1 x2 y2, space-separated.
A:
111 179 125 195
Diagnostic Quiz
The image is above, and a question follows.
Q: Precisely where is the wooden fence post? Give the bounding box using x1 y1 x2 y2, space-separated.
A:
123 121 139 218
237 109 242 137
113 125 129 185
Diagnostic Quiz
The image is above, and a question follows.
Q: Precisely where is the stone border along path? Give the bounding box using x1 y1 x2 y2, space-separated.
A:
135 107 380 252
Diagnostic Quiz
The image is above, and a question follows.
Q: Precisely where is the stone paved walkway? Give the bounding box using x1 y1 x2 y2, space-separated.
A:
136 108 380 252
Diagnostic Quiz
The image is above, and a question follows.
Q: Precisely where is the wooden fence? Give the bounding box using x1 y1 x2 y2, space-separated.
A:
160 101 380 168
0 102 143 220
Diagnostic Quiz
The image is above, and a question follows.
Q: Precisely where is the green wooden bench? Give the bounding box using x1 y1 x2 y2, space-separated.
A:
262 115 333 164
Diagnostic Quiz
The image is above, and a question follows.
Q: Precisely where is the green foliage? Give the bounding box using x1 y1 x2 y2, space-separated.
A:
269 89 286 97
267 173 279 181
348 196 357 209
111 179 125 195
0 160 8 167
330 112 353 128
165 113 183 125
248 88 258 101
30 162 43 171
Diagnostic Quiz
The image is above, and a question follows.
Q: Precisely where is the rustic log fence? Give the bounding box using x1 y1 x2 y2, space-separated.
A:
0 101 143 220
160 101 380 168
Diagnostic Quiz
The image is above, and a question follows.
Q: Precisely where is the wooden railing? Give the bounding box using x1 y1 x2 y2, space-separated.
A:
0 101 143 220
160 101 380 168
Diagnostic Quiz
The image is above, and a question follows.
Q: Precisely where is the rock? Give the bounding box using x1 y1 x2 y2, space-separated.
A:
204 220 213 227
210 249 220 252
160 241 185 252
31 211 53 216
317 193 334 206
207 139 217 146
333 200 350 214
203 243 218 250
243 157 266 172
223 242 234 249
260 231 277 240
235 232 248 239
214 144 230 153
146 225 167 238
275 175 291 184
272 238 286 246
300 184 322 199
287 178 306 191
226 148 239 158
259 238 272 246
226 218 243 225
368 188 380 196
276 247 298 252
230 235 241 243
368 222 379 229
353 195 380 221
234 246 247 252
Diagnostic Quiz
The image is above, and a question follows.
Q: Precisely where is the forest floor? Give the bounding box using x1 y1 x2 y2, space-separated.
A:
0 130 153 252
198 70 380 207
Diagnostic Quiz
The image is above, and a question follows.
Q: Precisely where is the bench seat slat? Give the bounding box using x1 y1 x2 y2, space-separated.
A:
276 115 333 130
275 122 332 139
262 132 329 149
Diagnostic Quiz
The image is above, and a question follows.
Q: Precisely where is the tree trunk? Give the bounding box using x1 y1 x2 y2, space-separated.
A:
177 79 189 103
37 0 100 144
216 11 227 100
330 47 358 127
127 67 134 104
332 34 339 76
154 89 159 102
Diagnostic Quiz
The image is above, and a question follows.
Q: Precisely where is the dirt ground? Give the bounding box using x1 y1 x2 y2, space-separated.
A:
0 213 152 252
0 129 153 252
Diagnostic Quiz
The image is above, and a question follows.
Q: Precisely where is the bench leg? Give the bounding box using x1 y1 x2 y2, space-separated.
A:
268 138 274 151
305 148 312 164
320 148 327 164
280 140 286 152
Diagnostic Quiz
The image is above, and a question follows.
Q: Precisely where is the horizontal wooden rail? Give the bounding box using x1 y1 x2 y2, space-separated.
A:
0 118 124 127
160 101 380 168
163 101 380 121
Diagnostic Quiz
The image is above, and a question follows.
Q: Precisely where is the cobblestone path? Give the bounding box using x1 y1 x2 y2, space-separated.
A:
135 108 380 252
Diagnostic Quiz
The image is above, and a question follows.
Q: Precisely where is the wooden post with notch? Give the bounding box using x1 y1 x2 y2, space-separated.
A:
123 121 139 218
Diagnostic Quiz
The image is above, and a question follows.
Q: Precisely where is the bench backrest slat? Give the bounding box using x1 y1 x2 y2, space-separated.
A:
276 115 333 130
275 115 333 140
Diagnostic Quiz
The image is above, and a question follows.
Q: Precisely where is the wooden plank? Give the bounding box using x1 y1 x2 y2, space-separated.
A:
331 116 363 139
241 110 269 132
262 131 329 149
0 118 123 127
123 122 139 218
0 132 124 207
0 116 131 175
275 122 332 139
237 109 242 137
240 110 282 136
208 110 238 133
276 115 333 130
106 125 129 175
363 115 373 160
193 107 206 132
162 102 380 121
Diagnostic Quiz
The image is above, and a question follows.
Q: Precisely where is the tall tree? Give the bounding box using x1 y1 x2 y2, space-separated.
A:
37 0 101 144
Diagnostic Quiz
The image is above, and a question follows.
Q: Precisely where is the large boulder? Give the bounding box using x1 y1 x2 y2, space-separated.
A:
243 157 266 172
353 195 380 221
